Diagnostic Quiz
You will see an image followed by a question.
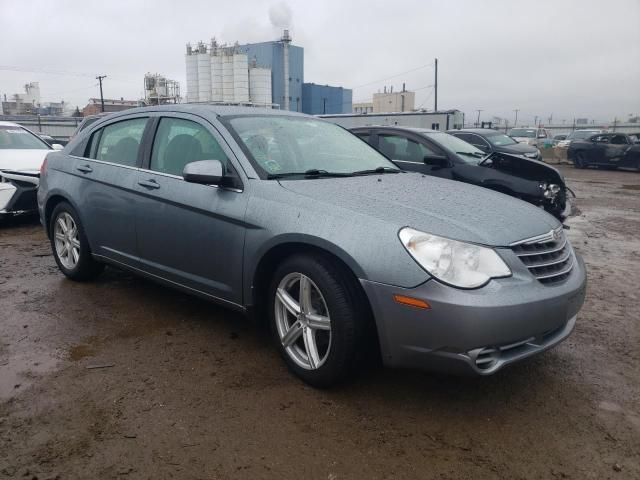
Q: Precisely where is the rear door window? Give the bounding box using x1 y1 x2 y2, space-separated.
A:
92 118 148 167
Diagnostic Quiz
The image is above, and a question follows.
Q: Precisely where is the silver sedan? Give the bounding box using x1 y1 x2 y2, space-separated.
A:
38 105 586 387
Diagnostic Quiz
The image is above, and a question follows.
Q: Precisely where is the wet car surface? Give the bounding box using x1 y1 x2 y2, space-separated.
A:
1 165 638 479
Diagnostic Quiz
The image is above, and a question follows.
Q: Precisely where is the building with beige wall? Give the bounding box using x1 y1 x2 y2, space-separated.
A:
372 90 415 113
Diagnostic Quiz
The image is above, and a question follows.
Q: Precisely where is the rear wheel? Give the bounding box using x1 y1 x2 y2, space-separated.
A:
268 254 365 388
50 202 104 281
574 152 587 169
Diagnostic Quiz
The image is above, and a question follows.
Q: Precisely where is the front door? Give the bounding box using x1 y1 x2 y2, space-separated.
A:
133 115 248 305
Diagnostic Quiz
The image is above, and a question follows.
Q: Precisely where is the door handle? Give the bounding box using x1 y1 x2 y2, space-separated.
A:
76 164 93 173
138 179 160 189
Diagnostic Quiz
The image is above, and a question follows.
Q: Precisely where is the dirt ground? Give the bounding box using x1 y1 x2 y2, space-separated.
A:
1 165 638 480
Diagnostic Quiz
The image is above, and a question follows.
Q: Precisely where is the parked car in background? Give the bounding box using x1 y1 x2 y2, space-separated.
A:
552 134 567 146
448 128 542 160
567 132 640 169
0 121 55 218
556 129 605 148
352 126 570 220
38 134 68 148
508 127 552 148
38 105 586 387
69 113 111 140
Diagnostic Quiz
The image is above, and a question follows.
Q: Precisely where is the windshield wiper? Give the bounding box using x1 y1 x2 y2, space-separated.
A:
351 166 401 176
267 169 353 179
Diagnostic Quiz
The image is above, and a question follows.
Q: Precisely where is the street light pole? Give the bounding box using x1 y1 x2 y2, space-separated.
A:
513 108 519 127
434 58 438 112
476 109 483 127
96 75 107 113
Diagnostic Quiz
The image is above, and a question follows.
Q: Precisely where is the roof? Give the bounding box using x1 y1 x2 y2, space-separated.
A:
450 128 503 135
0 121 22 127
319 109 462 118
350 125 439 134
94 104 309 122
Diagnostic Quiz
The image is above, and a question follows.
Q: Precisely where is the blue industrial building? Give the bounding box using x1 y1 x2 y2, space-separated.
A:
301 83 353 115
237 34 304 112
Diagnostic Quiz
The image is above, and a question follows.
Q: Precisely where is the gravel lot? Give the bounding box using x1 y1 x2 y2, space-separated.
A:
1 165 638 480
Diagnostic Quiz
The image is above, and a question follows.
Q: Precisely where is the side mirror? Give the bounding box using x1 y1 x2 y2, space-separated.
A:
52 144 64 150
183 160 224 185
423 154 449 167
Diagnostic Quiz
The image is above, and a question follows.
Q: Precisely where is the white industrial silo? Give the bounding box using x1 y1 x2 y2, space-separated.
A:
233 53 249 103
197 46 211 102
249 67 272 106
222 53 234 102
185 44 199 103
210 48 223 102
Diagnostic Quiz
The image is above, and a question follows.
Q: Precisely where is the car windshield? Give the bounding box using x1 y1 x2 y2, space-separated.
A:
227 115 398 177
423 132 485 164
486 133 517 146
0 125 51 150
568 130 598 140
509 128 536 138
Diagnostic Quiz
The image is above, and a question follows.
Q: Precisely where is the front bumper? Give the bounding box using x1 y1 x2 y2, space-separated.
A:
361 253 586 375
0 171 39 216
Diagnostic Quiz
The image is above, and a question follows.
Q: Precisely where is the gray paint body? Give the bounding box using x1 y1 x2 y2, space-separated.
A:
38 105 586 374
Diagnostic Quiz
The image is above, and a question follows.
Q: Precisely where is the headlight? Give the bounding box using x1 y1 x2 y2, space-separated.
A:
540 183 562 199
398 228 511 289
524 151 539 159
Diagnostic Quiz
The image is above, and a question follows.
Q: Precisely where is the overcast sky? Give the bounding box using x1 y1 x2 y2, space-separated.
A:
1 0 639 125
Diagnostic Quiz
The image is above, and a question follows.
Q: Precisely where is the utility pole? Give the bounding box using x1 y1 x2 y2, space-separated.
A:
96 75 107 113
534 115 538 127
476 109 483 127
434 58 438 112
513 109 519 127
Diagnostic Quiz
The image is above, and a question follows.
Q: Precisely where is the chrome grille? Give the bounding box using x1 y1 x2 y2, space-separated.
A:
511 228 574 285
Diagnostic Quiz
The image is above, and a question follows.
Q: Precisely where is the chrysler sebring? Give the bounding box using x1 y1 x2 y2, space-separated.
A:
38 106 586 387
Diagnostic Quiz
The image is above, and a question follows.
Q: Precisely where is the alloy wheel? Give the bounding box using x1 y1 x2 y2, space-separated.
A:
54 212 80 269
274 272 332 370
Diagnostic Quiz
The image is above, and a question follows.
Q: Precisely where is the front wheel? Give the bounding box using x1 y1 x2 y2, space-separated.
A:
50 202 104 281
268 254 365 388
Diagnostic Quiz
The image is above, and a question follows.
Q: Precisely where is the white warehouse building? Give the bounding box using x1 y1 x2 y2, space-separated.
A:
185 40 272 106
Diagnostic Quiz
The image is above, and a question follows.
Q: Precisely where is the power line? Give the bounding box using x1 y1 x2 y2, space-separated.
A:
351 62 434 90
0 65 95 78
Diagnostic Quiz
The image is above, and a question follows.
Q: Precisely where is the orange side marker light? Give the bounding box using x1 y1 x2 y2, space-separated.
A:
393 294 430 309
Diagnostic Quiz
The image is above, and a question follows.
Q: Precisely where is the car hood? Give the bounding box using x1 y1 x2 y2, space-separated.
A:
0 149 49 173
495 142 538 154
278 173 560 247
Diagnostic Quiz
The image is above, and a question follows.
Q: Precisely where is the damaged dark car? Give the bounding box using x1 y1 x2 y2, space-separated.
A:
350 126 571 221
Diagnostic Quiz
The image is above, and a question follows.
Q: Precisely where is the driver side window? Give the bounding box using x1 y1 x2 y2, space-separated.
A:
378 134 439 163
150 117 229 176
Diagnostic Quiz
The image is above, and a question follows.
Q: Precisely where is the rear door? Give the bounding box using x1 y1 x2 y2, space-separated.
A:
133 113 248 305
608 134 633 167
71 116 149 266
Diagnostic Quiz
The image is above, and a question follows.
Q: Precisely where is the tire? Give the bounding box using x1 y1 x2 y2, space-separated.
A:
268 254 366 388
49 202 104 281
574 152 587 169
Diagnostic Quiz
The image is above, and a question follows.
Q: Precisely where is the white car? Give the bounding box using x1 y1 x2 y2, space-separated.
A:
556 129 605 148
0 121 61 218
508 127 551 148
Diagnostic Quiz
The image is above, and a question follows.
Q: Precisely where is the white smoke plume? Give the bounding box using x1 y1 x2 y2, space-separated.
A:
269 2 292 29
